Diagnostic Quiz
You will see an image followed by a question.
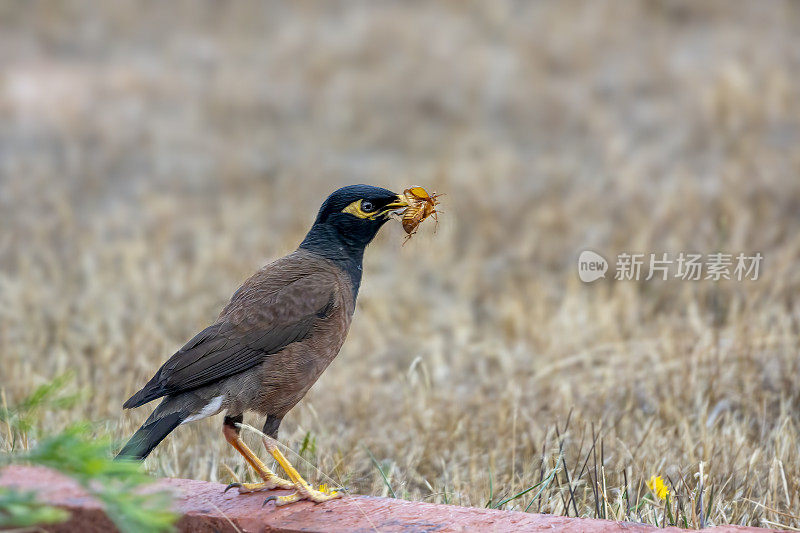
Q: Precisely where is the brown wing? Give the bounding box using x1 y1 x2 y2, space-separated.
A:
123 266 339 409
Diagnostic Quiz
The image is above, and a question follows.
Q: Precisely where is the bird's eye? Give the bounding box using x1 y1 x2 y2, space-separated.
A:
361 200 375 212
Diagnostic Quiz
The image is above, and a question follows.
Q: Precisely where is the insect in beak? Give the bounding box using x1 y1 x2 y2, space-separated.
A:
397 186 443 244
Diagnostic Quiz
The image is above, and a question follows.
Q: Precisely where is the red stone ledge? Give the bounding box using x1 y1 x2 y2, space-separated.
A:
0 466 783 532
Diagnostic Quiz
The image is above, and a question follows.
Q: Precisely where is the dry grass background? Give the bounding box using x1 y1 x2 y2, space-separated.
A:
2 0 800 528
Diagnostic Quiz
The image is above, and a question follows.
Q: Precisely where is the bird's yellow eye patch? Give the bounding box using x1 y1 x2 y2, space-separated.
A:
342 199 379 219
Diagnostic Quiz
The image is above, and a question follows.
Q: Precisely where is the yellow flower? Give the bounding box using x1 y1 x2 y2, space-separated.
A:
647 475 669 500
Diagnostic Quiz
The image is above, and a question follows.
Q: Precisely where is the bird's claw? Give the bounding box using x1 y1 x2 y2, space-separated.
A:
225 478 294 494
263 485 343 506
224 482 241 493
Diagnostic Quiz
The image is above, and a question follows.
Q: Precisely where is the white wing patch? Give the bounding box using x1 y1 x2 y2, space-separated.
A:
182 395 225 424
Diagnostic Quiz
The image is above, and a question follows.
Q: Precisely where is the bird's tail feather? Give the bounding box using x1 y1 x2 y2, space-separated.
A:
116 405 186 461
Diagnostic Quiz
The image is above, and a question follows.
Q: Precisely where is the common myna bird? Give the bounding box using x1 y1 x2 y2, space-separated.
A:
117 185 411 505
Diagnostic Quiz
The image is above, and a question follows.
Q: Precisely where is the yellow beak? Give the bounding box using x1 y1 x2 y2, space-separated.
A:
380 193 410 216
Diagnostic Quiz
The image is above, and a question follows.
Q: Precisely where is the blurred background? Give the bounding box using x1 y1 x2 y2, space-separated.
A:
2 1 800 527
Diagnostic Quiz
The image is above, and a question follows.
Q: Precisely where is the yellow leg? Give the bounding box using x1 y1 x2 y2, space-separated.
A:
222 424 294 493
262 436 342 506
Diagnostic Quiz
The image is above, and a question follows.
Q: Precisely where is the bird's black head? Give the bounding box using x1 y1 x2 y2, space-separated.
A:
299 185 409 285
